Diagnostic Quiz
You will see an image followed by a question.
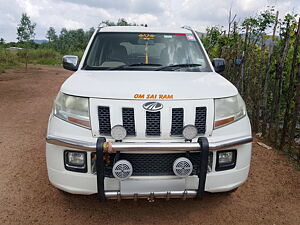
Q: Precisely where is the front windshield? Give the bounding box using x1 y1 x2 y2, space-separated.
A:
82 32 212 72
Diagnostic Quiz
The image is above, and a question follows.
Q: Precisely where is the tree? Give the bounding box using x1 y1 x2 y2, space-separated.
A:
46 27 57 42
100 18 137 27
280 17 300 151
16 13 36 69
17 13 36 42
0 38 5 45
227 5 237 37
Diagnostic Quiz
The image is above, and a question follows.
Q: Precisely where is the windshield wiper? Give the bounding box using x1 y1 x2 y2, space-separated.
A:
155 63 202 71
107 63 162 70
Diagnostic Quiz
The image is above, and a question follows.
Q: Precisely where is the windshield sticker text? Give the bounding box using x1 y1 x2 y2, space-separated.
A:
134 94 174 100
138 34 155 40
186 34 196 41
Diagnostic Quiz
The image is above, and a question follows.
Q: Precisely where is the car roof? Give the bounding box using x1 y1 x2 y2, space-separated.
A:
99 26 193 34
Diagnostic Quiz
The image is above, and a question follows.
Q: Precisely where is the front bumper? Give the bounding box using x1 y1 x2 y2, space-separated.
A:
46 134 252 201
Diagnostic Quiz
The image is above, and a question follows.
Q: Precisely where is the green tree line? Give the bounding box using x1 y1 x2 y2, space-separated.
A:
202 8 300 162
41 18 140 54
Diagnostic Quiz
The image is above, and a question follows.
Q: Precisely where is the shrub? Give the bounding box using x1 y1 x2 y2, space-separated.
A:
0 49 20 73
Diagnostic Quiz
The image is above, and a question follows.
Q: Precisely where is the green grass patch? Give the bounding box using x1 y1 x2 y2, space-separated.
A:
27 48 62 65
0 47 85 72
0 48 66 72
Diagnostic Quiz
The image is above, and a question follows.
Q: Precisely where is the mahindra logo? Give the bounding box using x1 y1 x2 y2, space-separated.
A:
142 102 163 111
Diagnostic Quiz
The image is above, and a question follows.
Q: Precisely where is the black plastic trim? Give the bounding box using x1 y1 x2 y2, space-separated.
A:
146 111 161 136
171 108 184 136
196 137 209 200
98 106 111 135
122 107 136 136
96 137 106 202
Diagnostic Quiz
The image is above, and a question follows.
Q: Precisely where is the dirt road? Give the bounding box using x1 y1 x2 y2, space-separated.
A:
0 66 299 225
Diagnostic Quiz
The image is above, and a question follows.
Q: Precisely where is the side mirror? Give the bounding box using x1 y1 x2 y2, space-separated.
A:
212 58 225 73
63 55 78 71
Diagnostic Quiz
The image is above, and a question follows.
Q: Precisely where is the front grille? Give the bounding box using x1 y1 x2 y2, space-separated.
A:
122 108 136 136
96 105 207 137
103 153 202 176
91 152 213 176
98 106 111 135
195 107 206 134
146 111 160 136
171 108 184 135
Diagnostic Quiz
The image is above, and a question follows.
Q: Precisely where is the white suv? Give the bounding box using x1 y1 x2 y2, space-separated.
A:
46 26 252 201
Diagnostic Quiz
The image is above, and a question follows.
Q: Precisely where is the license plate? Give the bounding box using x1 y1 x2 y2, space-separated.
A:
120 178 185 195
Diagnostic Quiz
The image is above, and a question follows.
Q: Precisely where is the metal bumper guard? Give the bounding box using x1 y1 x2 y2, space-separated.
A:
46 135 253 201
96 137 209 202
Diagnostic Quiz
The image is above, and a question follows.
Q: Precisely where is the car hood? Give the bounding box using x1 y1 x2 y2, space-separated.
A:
61 70 238 100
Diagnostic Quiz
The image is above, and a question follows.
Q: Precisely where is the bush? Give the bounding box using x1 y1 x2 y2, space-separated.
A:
67 50 84 60
0 49 20 73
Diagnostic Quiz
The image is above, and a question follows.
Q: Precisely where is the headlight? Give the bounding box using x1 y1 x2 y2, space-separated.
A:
214 94 246 129
53 92 91 128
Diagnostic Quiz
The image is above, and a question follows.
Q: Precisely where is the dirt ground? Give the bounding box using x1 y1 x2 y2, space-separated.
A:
0 65 299 225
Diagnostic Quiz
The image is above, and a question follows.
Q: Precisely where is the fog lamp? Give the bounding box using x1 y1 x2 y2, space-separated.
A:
111 125 127 140
64 150 87 173
216 150 237 171
219 152 233 164
182 125 198 140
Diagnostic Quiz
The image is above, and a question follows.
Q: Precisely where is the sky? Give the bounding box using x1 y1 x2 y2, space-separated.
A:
0 0 300 42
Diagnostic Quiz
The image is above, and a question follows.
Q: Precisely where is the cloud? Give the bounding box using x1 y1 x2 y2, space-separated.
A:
61 0 164 14
0 0 299 42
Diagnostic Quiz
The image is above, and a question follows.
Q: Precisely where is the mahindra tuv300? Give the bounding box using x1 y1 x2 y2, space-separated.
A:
46 26 253 201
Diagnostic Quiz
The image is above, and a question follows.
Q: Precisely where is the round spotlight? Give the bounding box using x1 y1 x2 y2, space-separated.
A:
112 160 133 180
173 157 193 177
111 125 127 140
182 125 198 140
